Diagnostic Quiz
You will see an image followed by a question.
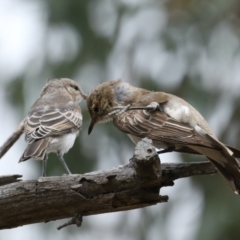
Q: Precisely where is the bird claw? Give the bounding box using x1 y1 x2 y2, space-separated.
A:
128 102 163 112
145 102 160 111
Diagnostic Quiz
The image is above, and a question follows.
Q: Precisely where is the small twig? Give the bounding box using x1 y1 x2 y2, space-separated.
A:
0 120 25 158
57 213 82 230
161 161 217 180
0 174 22 186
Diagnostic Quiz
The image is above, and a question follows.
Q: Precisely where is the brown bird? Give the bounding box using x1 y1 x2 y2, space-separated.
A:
86 79 240 194
20 78 85 176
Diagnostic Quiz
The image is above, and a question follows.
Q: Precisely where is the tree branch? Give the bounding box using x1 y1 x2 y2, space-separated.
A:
0 138 217 230
0 174 22 186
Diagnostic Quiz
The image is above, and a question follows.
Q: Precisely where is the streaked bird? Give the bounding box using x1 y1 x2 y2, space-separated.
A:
86 79 240 194
19 78 84 176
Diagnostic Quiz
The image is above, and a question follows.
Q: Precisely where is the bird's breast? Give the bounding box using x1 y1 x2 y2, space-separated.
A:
46 131 79 155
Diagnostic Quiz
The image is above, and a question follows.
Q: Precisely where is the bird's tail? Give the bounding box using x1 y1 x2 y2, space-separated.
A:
19 138 50 162
227 145 240 158
193 134 240 194
207 156 240 194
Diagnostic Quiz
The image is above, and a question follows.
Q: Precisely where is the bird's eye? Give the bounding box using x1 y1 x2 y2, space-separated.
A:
71 84 79 91
94 107 99 113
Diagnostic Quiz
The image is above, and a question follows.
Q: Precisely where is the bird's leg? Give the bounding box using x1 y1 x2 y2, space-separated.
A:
57 152 72 174
157 147 175 154
129 102 164 112
42 155 48 177
108 104 131 116
116 104 131 115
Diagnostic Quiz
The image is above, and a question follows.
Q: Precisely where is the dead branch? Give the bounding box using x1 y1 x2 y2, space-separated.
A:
0 138 217 230
0 174 22 186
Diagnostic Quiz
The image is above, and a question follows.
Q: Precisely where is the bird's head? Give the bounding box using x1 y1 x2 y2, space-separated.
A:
41 78 87 103
64 79 84 103
86 80 122 134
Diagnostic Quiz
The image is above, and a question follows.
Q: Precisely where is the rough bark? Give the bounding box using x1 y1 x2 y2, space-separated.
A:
0 138 217 230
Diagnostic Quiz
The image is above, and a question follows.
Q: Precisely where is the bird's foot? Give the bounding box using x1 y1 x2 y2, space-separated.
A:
128 102 163 112
146 102 164 112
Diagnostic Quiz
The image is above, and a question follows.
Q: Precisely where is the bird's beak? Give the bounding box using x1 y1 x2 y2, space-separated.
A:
88 120 95 135
79 86 88 100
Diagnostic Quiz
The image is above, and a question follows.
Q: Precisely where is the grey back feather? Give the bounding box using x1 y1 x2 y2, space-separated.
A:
114 82 132 103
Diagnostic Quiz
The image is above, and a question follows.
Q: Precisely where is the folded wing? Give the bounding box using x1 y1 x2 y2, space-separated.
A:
114 109 219 150
25 105 82 144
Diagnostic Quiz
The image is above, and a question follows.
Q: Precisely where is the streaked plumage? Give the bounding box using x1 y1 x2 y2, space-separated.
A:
86 80 240 194
20 78 84 176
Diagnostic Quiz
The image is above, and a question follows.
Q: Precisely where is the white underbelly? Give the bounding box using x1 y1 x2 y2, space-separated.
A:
47 132 79 155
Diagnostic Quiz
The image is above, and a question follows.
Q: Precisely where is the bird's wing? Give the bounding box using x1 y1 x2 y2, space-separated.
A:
19 138 51 162
24 105 82 144
113 109 220 149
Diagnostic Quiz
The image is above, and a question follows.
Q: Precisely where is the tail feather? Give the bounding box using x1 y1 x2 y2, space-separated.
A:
19 138 50 162
207 157 240 194
227 145 240 158
191 134 240 194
